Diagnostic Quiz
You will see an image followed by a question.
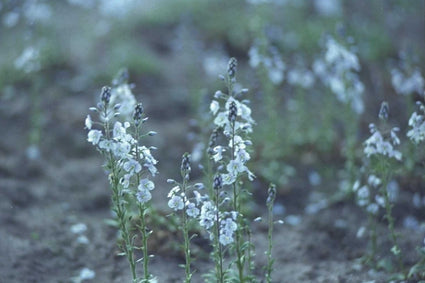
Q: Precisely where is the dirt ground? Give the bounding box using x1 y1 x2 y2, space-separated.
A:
1 2 425 282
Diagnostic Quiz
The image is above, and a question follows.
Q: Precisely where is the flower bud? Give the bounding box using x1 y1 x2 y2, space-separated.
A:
100 86 112 105
227 57 237 78
133 103 144 124
379 101 389 121
181 152 191 179
228 101 237 122
207 128 220 156
266 183 276 205
213 174 223 190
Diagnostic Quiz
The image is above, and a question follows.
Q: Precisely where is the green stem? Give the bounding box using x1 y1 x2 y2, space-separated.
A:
265 201 274 283
139 204 150 282
182 178 192 283
112 174 137 282
380 160 405 277
230 120 245 282
214 187 224 283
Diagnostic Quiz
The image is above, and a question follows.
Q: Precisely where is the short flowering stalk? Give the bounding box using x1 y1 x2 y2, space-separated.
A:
265 184 276 283
86 80 158 282
362 102 405 276
167 153 205 282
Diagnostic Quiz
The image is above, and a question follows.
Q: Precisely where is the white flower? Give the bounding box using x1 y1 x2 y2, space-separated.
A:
210 100 220 115
236 148 250 163
112 141 131 158
222 217 237 232
212 146 226 162
123 159 142 175
99 139 113 151
222 173 237 185
168 186 181 198
145 163 158 176
391 68 424 96
186 202 199 218
199 201 216 229
70 223 87 234
193 190 202 205
214 112 228 128
139 178 155 191
120 174 131 188
219 232 234 246
87 130 102 145
367 175 381 187
168 195 184 211
113 122 126 139
366 203 379 215
110 84 137 118
356 186 369 207
85 115 92 130
407 108 425 144
79 267 96 280
227 159 247 175
136 188 152 204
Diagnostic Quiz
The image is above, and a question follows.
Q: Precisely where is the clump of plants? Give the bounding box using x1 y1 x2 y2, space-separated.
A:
86 59 281 282
86 76 158 282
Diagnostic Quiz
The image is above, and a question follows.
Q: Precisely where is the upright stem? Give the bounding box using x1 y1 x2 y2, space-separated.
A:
139 204 150 282
231 121 245 282
380 160 405 277
265 199 274 283
112 173 137 282
181 178 192 283
214 188 224 283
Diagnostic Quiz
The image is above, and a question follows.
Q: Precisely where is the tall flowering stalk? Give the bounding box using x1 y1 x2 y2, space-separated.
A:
167 153 204 282
208 57 255 282
86 82 158 282
361 102 405 277
314 36 364 194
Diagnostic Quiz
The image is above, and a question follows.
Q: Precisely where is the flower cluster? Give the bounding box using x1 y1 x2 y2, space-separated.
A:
209 60 255 186
363 123 402 161
86 85 157 204
391 66 424 96
313 36 364 114
197 199 238 246
287 65 315 89
353 175 384 215
167 174 238 246
407 102 425 144
248 43 286 85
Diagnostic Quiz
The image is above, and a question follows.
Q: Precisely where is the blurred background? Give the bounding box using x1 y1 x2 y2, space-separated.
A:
0 0 424 282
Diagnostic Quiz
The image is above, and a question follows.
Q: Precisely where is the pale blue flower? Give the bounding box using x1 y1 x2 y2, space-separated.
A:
136 188 152 203
123 159 142 175
219 232 234 246
167 186 181 198
87 130 102 145
186 202 200 218
210 100 220 115
85 115 92 130
139 178 155 191
168 195 184 211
